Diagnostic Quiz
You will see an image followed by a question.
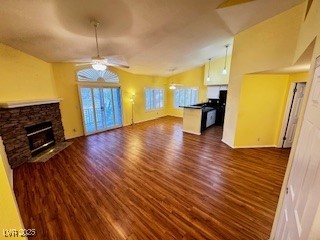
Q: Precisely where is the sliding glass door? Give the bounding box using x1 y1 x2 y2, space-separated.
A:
79 86 123 135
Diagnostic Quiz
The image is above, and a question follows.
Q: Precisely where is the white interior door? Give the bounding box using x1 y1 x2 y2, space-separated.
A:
79 86 123 135
275 62 320 239
283 83 306 148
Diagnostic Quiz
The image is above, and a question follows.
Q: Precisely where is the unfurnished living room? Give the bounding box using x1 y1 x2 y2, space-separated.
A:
1 0 320 239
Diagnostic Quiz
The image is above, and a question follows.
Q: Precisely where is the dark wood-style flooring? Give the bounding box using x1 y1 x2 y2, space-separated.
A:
14 117 289 240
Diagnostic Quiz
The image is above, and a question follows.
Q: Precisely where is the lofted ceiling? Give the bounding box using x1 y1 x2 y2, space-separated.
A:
0 0 304 76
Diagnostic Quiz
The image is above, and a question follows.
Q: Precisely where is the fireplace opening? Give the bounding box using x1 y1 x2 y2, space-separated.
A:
25 121 55 156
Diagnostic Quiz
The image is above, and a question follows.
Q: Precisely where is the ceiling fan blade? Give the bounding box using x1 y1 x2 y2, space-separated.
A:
104 55 129 68
76 63 92 66
107 63 130 69
170 82 183 86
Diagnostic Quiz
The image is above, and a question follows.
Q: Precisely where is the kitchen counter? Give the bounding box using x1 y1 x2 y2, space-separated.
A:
181 105 202 109
180 103 216 135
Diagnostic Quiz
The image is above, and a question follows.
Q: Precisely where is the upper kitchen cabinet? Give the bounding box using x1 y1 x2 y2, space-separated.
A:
204 55 231 86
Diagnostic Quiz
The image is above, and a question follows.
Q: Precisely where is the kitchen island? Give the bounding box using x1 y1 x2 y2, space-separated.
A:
181 103 216 135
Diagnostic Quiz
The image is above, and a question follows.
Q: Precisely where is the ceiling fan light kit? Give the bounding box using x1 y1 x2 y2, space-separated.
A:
169 82 183 90
222 68 227 75
92 63 107 71
169 85 176 90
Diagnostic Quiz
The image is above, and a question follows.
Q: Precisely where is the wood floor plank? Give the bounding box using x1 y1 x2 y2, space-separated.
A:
13 116 289 240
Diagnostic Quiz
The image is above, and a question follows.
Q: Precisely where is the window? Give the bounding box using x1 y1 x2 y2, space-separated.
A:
77 68 119 82
79 87 123 135
145 88 164 110
174 88 198 108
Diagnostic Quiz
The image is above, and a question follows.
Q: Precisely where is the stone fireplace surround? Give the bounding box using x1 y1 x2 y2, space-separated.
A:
0 99 65 168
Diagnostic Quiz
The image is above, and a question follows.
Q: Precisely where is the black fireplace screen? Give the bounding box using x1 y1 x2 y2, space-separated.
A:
25 121 55 156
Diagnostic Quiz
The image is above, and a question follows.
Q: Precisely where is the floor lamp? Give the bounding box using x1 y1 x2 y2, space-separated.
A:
130 93 135 125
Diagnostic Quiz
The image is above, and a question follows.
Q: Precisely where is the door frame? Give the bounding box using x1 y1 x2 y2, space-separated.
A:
77 83 124 136
277 81 306 148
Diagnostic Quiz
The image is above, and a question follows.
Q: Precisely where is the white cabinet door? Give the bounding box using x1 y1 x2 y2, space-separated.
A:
206 110 216 127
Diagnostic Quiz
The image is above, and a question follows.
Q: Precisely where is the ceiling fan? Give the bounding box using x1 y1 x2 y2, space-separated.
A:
76 20 129 71
169 83 183 90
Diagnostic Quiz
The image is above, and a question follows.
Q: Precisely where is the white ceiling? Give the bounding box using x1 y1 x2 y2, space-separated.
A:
0 0 304 76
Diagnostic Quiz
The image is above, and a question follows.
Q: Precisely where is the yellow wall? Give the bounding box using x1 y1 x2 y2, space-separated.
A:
112 68 168 126
223 3 305 147
52 64 168 139
52 63 84 139
166 66 206 117
204 56 231 85
0 43 57 101
234 72 309 147
0 154 26 240
234 74 289 147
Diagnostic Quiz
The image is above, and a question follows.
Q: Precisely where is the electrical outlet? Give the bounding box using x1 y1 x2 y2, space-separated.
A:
257 137 260 142
73 128 76 132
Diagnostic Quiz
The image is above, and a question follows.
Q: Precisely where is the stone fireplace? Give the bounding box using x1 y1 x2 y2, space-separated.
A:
0 99 65 168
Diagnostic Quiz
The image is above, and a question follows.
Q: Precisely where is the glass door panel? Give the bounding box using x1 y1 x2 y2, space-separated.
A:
103 88 115 128
93 88 105 131
112 88 122 126
80 88 96 133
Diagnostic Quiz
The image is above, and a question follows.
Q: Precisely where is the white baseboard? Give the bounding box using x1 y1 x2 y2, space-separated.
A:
221 138 235 148
124 115 168 126
182 130 201 135
234 145 277 149
221 137 277 149
167 114 183 118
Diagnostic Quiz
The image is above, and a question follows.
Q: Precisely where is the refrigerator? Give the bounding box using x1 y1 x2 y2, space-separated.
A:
208 90 227 126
